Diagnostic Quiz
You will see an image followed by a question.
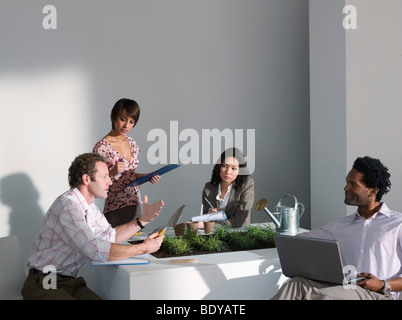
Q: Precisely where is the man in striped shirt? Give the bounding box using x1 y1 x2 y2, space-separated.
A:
21 153 164 299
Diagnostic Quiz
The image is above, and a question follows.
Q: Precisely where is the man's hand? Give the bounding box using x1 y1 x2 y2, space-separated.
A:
109 232 164 260
142 232 164 254
142 195 164 223
357 272 384 293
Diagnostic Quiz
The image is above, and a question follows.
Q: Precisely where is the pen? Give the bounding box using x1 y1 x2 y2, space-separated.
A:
204 197 214 209
119 158 123 175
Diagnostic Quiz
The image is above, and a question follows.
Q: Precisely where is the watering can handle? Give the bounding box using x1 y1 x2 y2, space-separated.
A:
298 202 305 219
276 194 298 209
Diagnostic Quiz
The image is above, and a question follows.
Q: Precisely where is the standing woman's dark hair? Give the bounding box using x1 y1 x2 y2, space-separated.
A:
110 98 140 129
210 148 249 190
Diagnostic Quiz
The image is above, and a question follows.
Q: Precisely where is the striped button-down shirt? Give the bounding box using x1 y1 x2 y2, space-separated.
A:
299 203 402 299
27 188 116 277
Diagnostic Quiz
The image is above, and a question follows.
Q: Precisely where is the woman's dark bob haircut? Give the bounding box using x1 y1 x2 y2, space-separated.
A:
110 98 140 129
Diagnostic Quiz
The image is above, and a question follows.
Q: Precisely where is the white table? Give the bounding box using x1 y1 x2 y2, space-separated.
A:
79 247 287 300
79 224 307 300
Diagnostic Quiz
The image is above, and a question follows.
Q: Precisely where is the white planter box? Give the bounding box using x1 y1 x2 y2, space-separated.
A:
79 247 288 300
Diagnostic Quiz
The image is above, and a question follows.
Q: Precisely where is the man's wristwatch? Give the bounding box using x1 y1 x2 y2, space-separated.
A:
382 280 391 297
136 217 145 229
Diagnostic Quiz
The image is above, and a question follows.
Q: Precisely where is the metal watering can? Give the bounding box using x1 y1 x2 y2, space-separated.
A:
255 194 305 235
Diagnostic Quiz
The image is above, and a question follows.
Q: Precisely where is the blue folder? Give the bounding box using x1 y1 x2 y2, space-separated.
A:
91 256 150 266
125 164 180 188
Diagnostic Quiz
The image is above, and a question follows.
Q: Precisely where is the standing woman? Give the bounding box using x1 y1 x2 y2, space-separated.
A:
202 148 254 228
93 98 160 227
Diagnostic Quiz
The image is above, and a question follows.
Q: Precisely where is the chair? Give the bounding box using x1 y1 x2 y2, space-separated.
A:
0 235 26 300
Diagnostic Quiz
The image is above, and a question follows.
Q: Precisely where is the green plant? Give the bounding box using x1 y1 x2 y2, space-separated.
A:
161 235 192 255
225 230 258 250
181 230 227 253
214 225 231 241
183 229 207 247
157 224 276 258
215 224 276 251
199 235 227 252
244 224 276 247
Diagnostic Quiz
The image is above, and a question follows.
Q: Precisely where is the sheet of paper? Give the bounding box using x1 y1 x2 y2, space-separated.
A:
191 211 227 222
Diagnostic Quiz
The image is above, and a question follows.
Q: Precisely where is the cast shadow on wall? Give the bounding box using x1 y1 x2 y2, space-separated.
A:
0 173 44 267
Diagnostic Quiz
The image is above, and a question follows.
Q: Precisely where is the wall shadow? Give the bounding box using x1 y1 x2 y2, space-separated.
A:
0 173 44 267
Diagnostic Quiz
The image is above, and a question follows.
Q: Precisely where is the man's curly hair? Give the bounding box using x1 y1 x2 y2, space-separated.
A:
68 153 107 189
352 156 391 202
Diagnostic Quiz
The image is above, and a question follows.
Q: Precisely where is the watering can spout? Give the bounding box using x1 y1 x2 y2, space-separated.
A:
263 207 281 228
255 199 280 228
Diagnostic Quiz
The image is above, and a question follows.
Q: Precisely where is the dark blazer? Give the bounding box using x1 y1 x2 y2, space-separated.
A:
202 176 254 228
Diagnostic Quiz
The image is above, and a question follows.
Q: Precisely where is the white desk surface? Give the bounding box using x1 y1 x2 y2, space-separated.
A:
119 248 280 277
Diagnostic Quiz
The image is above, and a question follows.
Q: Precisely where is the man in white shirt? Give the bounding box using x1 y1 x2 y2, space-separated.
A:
22 153 165 299
272 156 402 300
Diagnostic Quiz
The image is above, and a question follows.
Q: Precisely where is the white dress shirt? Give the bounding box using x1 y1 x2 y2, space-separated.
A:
27 188 116 277
216 183 233 210
298 203 402 299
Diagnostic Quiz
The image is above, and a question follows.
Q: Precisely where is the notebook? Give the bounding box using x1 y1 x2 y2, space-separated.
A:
274 234 365 284
91 254 150 266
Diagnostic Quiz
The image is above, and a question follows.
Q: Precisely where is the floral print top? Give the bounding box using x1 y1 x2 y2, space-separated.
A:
93 137 141 213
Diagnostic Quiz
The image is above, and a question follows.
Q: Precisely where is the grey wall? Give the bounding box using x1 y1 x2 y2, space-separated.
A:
310 0 402 227
345 0 402 215
0 0 310 264
309 0 347 228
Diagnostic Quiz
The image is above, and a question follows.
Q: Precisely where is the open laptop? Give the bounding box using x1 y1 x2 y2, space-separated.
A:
274 234 365 285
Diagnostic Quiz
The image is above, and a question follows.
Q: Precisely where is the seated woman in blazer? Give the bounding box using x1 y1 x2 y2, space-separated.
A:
202 148 254 228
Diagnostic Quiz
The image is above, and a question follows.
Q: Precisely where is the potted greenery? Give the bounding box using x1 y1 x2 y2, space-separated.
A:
152 224 277 259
